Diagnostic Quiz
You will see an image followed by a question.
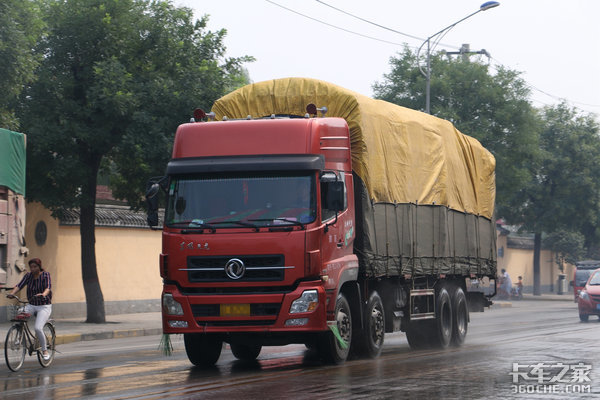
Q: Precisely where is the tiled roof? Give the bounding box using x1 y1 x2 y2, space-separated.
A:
59 205 163 228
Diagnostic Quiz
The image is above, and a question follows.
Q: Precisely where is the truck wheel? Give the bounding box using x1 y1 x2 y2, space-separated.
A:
354 291 385 358
318 293 352 364
433 287 453 348
230 344 262 361
184 333 222 367
450 287 468 346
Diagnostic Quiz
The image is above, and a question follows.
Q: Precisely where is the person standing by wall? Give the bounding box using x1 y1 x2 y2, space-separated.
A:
6 257 52 360
499 268 512 299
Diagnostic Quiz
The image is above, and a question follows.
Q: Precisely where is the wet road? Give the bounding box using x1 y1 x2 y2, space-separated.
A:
1 300 599 399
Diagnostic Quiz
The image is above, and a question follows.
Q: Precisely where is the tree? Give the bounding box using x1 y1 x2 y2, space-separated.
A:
20 0 253 322
515 103 600 293
372 46 540 217
0 0 45 130
372 48 600 294
544 231 585 272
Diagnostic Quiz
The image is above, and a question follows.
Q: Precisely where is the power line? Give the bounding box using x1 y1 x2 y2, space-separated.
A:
265 0 407 46
489 57 600 111
315 0 424 42
266 0 599 115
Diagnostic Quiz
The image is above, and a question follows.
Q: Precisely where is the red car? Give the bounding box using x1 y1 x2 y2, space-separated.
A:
572 260 600 302
577 267 600 322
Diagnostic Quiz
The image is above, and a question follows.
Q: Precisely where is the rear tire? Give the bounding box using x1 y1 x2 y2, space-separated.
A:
37 322 56 367
450 287 468 346
5 325 26 372
353 291 385 359
432 287 453 348
230 344 262 361
184 333 222 367
317 293 352 364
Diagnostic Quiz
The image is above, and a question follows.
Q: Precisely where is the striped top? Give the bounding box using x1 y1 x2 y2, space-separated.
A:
16 271 52 305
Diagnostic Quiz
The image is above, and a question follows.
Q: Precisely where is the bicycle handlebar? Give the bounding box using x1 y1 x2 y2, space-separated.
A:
6 294 28 304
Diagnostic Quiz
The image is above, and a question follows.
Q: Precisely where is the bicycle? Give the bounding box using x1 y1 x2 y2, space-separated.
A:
4 295 56 372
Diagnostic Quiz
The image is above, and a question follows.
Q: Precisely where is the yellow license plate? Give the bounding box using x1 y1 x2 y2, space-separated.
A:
220 303 250 316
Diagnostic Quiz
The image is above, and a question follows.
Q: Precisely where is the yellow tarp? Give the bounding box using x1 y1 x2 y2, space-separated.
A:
212 78 495 219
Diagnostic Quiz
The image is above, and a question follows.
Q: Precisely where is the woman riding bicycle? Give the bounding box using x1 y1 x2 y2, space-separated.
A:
6 257 52 360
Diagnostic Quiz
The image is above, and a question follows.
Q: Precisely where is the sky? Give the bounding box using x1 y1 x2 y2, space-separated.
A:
175 0 600 118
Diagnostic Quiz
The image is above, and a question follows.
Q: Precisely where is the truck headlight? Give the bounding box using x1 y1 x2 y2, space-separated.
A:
289 290 318 314
162 293 184 316
579 291 589 301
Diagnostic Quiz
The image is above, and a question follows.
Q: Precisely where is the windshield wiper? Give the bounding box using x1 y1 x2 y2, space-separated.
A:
210 220 260 230
248 218 305 229
167 220 216 232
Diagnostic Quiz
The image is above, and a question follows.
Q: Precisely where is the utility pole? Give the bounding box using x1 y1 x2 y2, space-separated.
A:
417 1 500 114
443 43 491 61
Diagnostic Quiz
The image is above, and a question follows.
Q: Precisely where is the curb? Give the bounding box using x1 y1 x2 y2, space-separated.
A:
521 296 575 302
1 327 162 349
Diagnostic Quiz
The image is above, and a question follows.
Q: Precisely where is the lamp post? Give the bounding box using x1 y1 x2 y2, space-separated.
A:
418 1 500 114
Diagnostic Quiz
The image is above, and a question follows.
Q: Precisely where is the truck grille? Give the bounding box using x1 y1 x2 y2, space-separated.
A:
191 303 280 327
185 255 286 282
191 303 280 317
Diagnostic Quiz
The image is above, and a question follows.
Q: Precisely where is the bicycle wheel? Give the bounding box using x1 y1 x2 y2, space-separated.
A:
5 325 26 372
37 323 56 367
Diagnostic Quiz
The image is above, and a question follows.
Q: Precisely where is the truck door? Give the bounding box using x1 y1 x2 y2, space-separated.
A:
320 171 354 271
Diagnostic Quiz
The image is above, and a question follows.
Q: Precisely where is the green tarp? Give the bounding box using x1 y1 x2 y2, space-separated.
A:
0 128 26 196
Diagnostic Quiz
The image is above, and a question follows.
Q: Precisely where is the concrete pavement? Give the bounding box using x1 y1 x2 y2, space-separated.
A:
0 293 575 348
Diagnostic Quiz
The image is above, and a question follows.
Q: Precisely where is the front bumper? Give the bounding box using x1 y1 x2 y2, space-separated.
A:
577 296 600 316
162 280 328 335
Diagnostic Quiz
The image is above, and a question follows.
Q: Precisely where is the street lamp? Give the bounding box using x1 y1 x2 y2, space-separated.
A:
418 1 500 114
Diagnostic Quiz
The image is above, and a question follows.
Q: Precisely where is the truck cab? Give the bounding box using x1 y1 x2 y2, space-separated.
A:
148 115 359 365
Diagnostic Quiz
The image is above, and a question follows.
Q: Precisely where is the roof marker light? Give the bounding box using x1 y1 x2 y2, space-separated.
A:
193 108 206 122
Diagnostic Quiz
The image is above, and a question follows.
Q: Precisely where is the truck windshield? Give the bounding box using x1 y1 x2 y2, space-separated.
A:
165 173 316 229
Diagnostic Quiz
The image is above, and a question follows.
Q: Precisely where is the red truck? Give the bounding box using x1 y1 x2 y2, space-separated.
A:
146 78 497 366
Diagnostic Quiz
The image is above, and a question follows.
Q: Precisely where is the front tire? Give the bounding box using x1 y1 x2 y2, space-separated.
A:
230 344 262 361
317 293 352 364
37 322 56 367
579 313 589 322
5 325 26 372
184 333 222 367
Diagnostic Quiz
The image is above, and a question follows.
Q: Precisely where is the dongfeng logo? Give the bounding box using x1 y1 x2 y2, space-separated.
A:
225 258 245 280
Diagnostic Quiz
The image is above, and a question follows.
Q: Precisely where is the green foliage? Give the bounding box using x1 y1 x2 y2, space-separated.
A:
518 103 600 247
373 47 600 259
543 230 585 270
17 0 253 321
20 0 253 211
0 0 45 130
373 46 540 219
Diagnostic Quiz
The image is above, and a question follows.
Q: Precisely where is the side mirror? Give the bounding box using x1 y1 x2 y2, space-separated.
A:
325 181 344 212
146 183 160 227
569 280 574 287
